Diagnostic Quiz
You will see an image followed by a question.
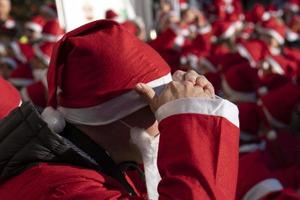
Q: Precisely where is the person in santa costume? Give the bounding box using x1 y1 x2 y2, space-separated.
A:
0 20 240 200
19 20 64 108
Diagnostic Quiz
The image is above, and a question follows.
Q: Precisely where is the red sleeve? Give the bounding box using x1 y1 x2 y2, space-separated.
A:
47 177 144 200
155 97 240 199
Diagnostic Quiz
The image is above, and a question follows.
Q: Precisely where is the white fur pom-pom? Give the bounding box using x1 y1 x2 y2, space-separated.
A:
42 107 66 133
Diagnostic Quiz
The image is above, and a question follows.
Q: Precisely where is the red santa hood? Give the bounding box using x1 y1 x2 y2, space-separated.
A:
20 81 47 108
238 102 262 142
237 151 284 200
257 17 286 45
260 83 300 128
212 20 237 40
245 3 270 23
43 20 172 133
25 15 46 33
264 55 298 77
105 9 118 20
236 39 270 67
222 62 259 102
9 64 34 87
42 20 64 43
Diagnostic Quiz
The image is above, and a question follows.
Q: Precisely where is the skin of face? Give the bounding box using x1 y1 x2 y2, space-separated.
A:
77 106 158 164
0 0 11 21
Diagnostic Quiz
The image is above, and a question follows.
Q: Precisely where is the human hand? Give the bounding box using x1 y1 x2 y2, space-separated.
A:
135 70 215 112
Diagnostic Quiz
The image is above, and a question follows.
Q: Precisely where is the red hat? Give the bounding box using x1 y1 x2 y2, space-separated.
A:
266 130 300 168
264 55 298 77
43 20 172 132
236 39 270 67
20 81 47 108
10 41 34 63
25 15 46 33
238 102 262 140
9 64 34 87
212 20 236 39
222 62 259 102
239 23 255 40
121 20 138 36
42 20 64 42
260 83 300 127
105 9 118 20
285 0 300 12
257 17 286 45
237 151 283 200
33 42 54 65
41 3 57 18
245 3 270 23
258 73 291 96
286 15 300 41
0 76 21 119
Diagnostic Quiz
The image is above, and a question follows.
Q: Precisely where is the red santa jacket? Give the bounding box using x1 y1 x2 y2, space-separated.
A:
0 97 240 199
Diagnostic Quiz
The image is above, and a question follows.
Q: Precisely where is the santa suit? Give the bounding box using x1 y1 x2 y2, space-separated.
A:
0 97 240 200
0 20 240 200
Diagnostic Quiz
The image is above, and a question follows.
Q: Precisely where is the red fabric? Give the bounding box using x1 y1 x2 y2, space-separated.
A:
105 10 118 20
224 62 259 93
269 55 298 77
245 3 266 23
158 114 239 199
238 102 262 137
47 20 170 108
149 28 178 51
259 73 292 94
26 81 47 108
260 17 286 40
0 77 20 119
10 63 34 80
238 39 270 64
237 151 276 200
266 130 300 168
192 31 212 56
122 21 138 36
0 111 240 199
26 15 46 31
42 19 64 36
261 83 300 124
35 41 55 59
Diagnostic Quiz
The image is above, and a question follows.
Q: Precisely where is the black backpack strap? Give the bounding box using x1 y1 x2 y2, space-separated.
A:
61 123 137 196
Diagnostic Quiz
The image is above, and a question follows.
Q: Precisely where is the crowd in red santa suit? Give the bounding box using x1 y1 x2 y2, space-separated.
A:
0 0 300 199
149 0 300 199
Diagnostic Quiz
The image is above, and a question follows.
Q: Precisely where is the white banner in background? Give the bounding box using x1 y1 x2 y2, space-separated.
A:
55 0 136 31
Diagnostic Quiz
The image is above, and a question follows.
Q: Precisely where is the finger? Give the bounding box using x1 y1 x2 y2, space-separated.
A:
135 83 156 103
172 70 185 81
196 75 210 88
184 70 199 84
203 82 215 98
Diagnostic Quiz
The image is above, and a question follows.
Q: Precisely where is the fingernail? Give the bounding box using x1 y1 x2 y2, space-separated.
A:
136 83 143 90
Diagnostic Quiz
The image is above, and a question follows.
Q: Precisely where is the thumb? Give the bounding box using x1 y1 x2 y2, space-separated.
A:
135 83 156 103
